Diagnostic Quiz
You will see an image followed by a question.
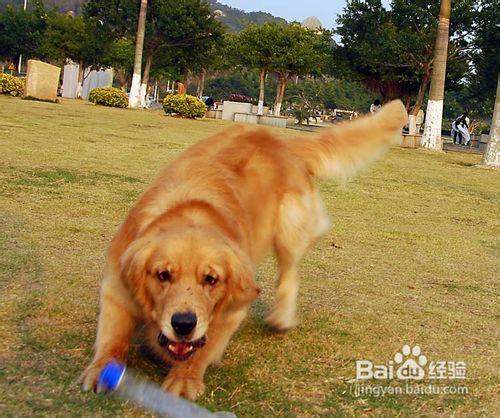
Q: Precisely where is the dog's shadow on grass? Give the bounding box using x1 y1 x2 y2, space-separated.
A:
248 297 276 336
247 297 300 342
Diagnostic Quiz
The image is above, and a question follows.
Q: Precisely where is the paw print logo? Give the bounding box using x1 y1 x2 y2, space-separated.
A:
394 344 427 380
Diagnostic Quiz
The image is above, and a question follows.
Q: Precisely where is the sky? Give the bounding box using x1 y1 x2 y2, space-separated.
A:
219 0 391 29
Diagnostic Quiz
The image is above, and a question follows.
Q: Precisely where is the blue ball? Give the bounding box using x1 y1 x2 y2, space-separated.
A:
98 361 126 392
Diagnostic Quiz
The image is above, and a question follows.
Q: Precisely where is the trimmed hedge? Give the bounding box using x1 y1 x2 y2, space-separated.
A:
163 94 207 118
0 73 25 97
89 87 128 108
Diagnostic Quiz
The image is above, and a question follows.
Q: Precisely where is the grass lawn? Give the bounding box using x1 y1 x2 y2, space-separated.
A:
0 95 498 416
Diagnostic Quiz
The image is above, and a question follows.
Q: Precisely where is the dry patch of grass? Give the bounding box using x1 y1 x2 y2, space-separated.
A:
0 96 498 416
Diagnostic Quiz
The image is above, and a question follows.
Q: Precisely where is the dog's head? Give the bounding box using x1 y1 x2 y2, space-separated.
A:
120 225 260 361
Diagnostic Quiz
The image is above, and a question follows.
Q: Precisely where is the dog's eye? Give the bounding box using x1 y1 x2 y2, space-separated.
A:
158 271 171 282
204 275 218 286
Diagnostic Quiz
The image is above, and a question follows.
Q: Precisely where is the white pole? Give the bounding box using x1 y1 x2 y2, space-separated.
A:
17 0 28 74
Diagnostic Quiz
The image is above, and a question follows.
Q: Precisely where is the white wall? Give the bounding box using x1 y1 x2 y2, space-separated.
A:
61 63 79 98
222 101 253 121
81 68 114 100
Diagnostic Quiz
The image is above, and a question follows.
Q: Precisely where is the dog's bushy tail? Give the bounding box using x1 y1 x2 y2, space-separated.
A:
289 100 408 181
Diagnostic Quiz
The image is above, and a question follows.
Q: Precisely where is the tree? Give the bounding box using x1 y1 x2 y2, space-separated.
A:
40 12 110 97
144 0 224 103
191 36 228 98
481 74 499 168
84 0 224 106
230 23 283 115
129 0 147 108
269 24 331 116
105 38 135 90
0 3 46 64
335 0 473 116
466 0 499 117
421 0 451 150
228 24 331 116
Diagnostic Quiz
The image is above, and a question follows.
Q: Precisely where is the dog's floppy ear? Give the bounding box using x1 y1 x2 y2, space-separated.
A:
223 244 260 312
119 236 155 310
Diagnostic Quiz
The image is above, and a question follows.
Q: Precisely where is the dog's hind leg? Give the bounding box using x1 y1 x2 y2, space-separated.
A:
266 192 330 331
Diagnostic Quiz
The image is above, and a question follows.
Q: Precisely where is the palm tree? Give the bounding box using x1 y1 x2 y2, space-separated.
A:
421 0 451 150
128 0 148 108
481 74 499 167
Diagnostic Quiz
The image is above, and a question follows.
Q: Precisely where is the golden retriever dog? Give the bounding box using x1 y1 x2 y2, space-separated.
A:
81 100 407 399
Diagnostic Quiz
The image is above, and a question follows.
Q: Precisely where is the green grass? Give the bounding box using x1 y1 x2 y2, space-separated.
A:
0 96 498 416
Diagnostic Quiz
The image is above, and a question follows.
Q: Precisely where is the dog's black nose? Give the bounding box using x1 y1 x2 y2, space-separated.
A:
171 312 197 337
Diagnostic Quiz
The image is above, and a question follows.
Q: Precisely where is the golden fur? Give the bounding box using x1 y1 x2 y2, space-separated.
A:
81 100 407 399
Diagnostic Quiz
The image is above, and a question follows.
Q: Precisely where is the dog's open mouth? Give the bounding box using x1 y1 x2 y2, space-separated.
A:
157 332 207 361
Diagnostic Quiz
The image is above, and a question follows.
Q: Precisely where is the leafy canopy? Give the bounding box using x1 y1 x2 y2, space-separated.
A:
335 0 474 102
230 22 331 78
40 12 109 68
0 2 47 61
84 0 225 77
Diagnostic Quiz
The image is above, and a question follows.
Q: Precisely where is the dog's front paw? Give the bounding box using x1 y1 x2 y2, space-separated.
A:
266 306 298 332
162 370 205 400
80 358 115 393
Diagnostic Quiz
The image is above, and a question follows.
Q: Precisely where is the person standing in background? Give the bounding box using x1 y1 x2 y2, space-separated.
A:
175 79 186 95
451 112 470 145
370 99 382 113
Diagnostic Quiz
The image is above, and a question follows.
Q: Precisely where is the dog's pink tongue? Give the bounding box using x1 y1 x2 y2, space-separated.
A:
170 342 193 356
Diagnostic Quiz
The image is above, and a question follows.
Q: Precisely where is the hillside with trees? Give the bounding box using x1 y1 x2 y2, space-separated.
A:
205 0 286 31
0 0 287 31
0 0 85 14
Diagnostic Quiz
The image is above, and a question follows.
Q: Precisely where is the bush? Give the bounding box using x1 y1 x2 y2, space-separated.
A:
288 102 319 125
228 93 252 103
89 87 128 108
470 121 490 135
442 117 454 130
162 94 207 118
0 73 25 97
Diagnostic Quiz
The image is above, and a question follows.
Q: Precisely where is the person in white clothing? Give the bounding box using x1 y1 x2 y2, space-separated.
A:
370 99 382 113
451 112 470 145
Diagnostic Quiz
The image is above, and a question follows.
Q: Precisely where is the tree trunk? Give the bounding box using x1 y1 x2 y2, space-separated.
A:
411 65 432 116
140 50 153 107
76 60 84 99
405 96 411 112
196 69 206 98
409 67 432 134
258 67 267 116
481 74 500 168
115 69 127 91
274 74 288 117
129 0 148 108
421 0 451 150
183 70 190 88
